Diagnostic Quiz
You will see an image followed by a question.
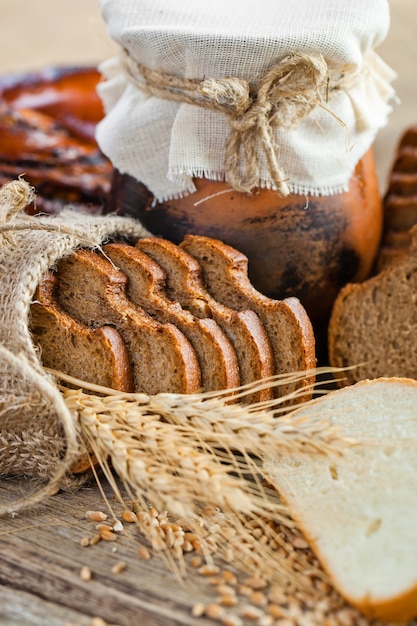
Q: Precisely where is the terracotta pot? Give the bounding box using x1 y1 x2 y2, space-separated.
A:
109 148 383 330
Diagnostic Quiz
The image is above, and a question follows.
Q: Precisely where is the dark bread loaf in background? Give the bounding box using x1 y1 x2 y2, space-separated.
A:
0 67 113 215
377 126 417 271
329 126 417 386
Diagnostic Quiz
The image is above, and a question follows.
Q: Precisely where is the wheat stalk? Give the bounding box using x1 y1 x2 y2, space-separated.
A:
53 368 350 588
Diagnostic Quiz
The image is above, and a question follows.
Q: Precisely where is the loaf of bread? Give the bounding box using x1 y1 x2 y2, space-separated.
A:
30 235 317 399
134 237 274 403
378 125 417 271
264 378 417 623
328 225 417 385
180 235 316 400
30 271 134 392
102 243 240 393
54 249 202 395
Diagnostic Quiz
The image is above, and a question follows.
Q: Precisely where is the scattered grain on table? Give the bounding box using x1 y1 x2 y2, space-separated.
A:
86 510 108 522
111 560 127 575
79 565 92 582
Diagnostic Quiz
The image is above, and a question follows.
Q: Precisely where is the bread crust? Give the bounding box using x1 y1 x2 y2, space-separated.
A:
103 242 240 393
266 377 417 623
135 237 274 402
30 271 134 392
180 235 316 401
286 502 417 623
54 250 202 395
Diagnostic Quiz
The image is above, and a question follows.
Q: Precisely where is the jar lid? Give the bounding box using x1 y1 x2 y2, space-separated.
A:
96 0 396 202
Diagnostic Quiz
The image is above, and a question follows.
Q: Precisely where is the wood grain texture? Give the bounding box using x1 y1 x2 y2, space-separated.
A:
0 585 96 626
0 477 221 626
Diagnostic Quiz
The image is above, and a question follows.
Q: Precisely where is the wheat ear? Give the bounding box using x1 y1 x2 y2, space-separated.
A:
54 369 350 587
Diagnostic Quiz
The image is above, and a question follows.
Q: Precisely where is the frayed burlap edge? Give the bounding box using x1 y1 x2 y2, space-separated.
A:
0 179 151 514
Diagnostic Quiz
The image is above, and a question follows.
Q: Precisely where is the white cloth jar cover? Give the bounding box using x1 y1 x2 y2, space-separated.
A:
96 0 396 203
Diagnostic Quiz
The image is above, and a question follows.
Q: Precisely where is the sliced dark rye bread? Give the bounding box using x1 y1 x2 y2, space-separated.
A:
180 235 316 400
102 243 240 393
30 271 134 392
135 237 274 403
378 126 417 271
328 225 417 386
54 249 201 395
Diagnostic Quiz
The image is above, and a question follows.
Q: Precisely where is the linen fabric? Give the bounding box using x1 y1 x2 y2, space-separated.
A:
96 0 395 202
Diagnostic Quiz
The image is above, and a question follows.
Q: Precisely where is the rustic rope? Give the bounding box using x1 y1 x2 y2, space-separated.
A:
0 177 36 220
122 50 354 195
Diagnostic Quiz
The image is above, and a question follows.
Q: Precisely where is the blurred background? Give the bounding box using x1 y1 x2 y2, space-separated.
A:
0 0 415 193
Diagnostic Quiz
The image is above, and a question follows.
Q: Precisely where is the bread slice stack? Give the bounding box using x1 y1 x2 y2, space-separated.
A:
377 125 417 271
30 271 134 392
264 378 417 623
30 235 316 401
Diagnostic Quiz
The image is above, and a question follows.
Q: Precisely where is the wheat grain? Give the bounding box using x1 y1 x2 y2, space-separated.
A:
111 560 127 575
49 368 352 591
86 510 108 522
121 510 137 523
79 566 92 582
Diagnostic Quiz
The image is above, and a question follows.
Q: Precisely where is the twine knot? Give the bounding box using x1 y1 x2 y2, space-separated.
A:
0 178 35 221
122 50 349 196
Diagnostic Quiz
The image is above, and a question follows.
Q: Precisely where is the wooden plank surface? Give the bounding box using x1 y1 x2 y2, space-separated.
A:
0 477 220 626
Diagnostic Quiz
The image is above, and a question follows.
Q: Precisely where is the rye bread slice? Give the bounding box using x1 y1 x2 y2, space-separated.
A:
103 242 240 393
54 249 201 395
329 225 417 386
135 237 274 403
30 271 134 392
180 235 316 401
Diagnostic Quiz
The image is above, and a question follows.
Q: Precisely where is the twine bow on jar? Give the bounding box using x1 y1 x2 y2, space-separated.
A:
122 50 352 196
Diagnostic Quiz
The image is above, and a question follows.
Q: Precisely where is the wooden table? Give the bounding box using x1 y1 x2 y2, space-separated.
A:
1 2 417 624
0 477 221 626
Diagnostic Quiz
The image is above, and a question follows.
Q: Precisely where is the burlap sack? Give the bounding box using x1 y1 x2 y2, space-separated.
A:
0 180 149 512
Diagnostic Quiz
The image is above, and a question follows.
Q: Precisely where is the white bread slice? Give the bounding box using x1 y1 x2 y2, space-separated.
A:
264 378 417 623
